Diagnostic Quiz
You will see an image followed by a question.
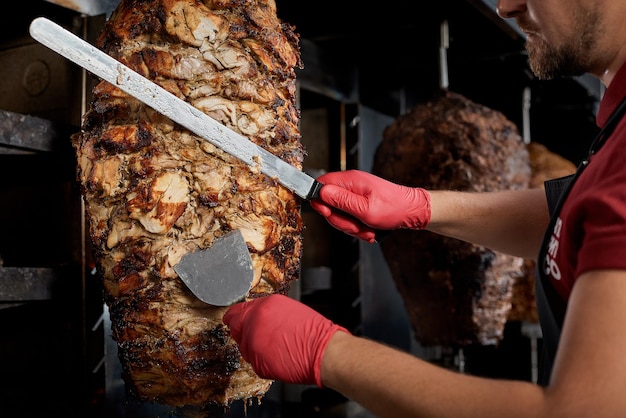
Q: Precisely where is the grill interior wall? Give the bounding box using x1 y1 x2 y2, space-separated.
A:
0 4 106 416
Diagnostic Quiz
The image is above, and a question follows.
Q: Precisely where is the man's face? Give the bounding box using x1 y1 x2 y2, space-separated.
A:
500 0 603 80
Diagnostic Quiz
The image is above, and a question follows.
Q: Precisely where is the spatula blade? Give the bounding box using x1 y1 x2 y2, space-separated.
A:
174 230 254 306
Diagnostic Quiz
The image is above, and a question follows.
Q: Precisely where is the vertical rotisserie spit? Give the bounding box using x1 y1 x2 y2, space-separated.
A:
71 0 304 409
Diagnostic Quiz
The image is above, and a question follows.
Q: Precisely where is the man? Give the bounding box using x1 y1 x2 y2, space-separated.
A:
224 0 626 416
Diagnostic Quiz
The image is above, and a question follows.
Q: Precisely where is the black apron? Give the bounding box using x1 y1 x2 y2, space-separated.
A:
536 96 626 386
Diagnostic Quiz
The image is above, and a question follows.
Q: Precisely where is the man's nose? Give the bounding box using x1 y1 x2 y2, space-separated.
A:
496 0 526 18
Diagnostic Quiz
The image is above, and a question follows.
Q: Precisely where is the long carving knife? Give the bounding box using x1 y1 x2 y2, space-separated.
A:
29 17 323 201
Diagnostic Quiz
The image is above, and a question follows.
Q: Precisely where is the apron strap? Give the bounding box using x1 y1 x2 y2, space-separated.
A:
536 174 573 386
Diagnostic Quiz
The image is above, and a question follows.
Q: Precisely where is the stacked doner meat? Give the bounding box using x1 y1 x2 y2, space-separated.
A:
372 91 531 346
72 0 304 409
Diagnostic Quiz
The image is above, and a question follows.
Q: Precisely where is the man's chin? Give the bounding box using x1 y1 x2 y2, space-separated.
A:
526 47 557 79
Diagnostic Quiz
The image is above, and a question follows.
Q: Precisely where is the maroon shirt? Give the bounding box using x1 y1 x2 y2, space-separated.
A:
545 62 626 300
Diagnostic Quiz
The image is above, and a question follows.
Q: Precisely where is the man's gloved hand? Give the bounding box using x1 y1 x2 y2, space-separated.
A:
310 170 431 243
223 294 348 387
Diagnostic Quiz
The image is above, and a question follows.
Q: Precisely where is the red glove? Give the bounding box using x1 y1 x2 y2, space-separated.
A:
310 170 431 243
223 294 348 387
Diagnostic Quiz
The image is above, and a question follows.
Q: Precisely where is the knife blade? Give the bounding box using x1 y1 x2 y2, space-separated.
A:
29 17 323 201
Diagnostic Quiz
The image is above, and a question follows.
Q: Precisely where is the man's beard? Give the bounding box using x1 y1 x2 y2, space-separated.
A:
526 37 592 80
523 10 600 80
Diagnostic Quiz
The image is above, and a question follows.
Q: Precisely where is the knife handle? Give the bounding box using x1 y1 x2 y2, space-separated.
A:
306 179 324 200
306 179 390 243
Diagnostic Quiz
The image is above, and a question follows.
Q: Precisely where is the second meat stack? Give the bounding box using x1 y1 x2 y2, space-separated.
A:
373 90 531 347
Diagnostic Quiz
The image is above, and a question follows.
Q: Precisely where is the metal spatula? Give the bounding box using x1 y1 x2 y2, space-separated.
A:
173 230 254 306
